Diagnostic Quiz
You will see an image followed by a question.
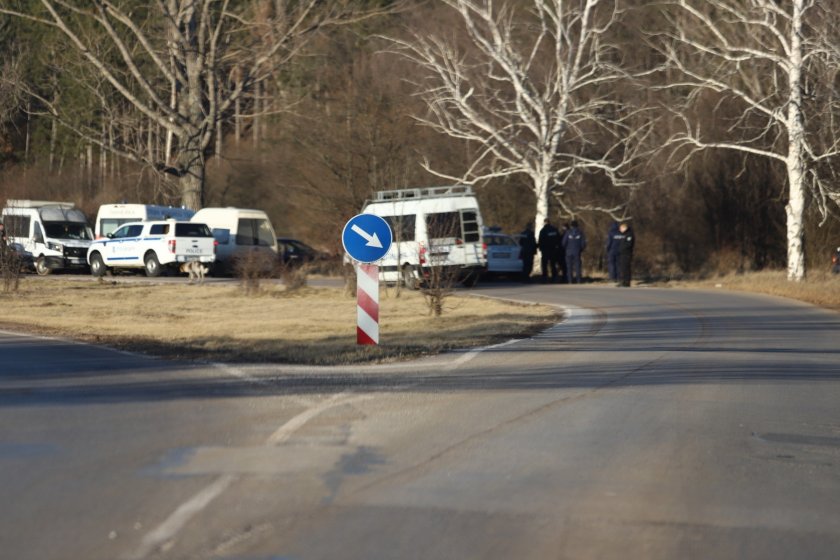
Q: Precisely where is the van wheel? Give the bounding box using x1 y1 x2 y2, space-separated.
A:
90 253 108 277
401 265 417 290
144 252 162 277
35 256 51 276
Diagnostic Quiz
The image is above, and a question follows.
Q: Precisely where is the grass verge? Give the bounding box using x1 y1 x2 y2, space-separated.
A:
0 279 560 365
659 270 840 312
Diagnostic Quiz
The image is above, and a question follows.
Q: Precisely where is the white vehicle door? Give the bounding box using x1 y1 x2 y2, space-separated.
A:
103 224 144 266
29 221 44 256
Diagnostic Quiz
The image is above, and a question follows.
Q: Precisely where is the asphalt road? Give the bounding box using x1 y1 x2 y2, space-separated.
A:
1 283 839 559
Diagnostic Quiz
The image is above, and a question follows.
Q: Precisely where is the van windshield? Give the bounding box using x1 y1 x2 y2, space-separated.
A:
43 221 93 240
100 218 134 237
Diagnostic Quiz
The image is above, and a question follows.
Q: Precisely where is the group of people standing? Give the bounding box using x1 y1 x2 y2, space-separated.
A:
518 218 634 286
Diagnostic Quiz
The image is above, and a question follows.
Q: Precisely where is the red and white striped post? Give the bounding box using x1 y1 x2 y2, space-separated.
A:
356 263 380 345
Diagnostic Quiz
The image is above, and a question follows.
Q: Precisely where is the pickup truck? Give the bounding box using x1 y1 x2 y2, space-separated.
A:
87 220 216 277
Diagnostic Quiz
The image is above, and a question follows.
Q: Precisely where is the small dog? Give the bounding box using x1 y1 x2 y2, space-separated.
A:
179 261 209 284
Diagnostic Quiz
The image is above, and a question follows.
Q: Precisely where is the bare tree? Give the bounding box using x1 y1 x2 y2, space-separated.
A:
387 0 646 233
0 0 396 209
656 0 840 281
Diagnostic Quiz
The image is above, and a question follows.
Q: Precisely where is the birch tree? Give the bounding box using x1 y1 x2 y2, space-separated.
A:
388 0 644 232
658 0 840 281
0 0 395 209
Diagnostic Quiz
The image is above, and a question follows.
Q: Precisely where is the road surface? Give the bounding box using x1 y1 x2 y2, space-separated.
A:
1 284 839 559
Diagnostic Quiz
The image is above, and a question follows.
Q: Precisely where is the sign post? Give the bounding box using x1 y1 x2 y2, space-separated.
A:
342 214 393 345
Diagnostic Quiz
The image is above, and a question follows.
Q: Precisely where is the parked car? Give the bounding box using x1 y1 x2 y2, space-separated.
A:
483 229 523 278
87 220 215 277
277 237 325 266
833 246 840 274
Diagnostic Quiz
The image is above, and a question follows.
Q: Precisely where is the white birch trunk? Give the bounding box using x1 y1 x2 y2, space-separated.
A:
533 175 551 274
785 0 806 282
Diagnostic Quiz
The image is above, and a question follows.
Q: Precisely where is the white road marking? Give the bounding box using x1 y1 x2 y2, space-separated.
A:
443 338 519 371
126 392 362 559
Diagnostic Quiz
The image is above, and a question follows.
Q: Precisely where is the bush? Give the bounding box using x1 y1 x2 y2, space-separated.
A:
233 249 278 295
278 260 309 291
1 244 23 293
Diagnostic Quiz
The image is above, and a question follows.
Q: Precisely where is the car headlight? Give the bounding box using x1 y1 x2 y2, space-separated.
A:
48 242 63 253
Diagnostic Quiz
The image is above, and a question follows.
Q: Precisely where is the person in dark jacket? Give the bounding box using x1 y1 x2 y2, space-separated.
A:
562 220 587 283
832 246 840 274
557 222 569 283
519 223 537 282
618 221 635 287
537 219 561 283
605 221 621 282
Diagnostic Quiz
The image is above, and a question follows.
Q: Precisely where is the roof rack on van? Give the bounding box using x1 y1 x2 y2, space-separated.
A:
372 185 474 201
5 199 75 209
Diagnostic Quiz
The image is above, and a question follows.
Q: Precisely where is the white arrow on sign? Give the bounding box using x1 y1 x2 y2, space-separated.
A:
351 224 383 248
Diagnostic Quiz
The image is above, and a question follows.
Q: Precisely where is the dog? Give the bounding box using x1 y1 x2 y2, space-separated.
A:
179 261 209 284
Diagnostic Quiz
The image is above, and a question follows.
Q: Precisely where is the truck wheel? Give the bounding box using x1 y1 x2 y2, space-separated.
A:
401 265 417 290
35 256 51 276
90 253 108 277
144 252 162 277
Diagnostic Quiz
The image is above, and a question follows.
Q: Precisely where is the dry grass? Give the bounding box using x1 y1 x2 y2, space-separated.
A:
662 269 840 312
0 279 559 365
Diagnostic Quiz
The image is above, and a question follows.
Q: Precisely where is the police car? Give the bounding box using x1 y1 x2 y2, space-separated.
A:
483 227 523 278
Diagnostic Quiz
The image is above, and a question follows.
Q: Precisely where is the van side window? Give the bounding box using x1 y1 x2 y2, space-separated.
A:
461 211 480 243
426 212 461 240
33 222 45 244
383 215 415 242
150 224 169 235
5 215 31 237
236 219 274 247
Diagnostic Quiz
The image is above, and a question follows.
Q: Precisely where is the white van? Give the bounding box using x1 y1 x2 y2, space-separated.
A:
361 185 487 288
190 207 278 273
94 203 195 238
1 199 94 275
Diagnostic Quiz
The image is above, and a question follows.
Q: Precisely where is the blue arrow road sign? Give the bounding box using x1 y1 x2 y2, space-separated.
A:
342 213 393 263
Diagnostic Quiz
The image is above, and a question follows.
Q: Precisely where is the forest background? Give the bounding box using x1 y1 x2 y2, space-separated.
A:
0 0 838 281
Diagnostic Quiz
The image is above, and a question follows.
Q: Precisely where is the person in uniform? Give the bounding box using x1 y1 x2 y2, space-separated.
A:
519 222 537 282
618 221 635 287
562 220 587 284
537 219 561 283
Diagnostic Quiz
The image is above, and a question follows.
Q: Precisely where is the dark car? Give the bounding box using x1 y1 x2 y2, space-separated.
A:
277 237 325 266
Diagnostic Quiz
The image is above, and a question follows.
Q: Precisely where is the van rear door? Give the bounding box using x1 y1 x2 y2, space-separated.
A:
425 209 483 266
